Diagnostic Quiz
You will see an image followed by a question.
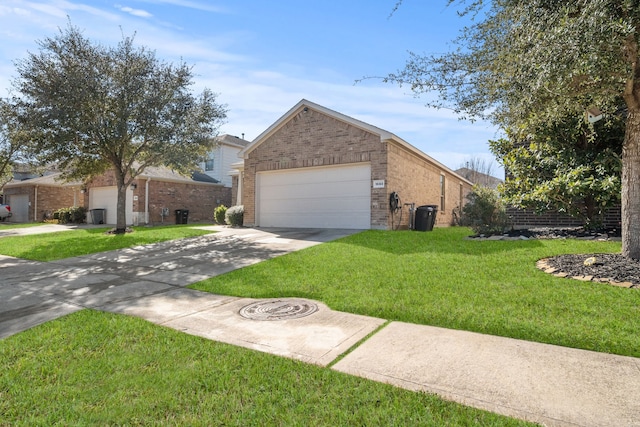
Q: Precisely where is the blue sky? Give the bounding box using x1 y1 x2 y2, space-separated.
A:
0 0 503 177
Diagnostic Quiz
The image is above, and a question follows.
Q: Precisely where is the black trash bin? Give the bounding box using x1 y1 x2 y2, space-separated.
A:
90 208 106 225
175 209 189 224
414 205 438 231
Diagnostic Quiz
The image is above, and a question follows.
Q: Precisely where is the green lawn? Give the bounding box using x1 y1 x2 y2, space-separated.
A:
191 227 640 357
0 310 534 426
2 225 636 425
0 224 214 261
0 222 52 230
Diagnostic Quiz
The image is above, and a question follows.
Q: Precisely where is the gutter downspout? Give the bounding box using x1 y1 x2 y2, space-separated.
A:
145 177 151 224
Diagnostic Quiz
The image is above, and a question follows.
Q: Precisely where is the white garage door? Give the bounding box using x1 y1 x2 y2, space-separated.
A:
89 186 133 225
257 163 371 229
8 194 29 222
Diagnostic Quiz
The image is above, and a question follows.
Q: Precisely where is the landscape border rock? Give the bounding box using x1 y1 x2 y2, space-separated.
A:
465 227 638 288
537 257 639 289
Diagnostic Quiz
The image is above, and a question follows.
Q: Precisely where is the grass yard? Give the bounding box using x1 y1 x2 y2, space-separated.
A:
191 227 640 358
0 224 214 261
0 310 534 426
0 222 52 230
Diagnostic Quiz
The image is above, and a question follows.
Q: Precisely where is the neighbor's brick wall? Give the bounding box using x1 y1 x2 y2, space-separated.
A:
242 108 387 227
508 204 621 230
4 185 79 222
139 179 231 224
87 170 231 224
386 141 472 229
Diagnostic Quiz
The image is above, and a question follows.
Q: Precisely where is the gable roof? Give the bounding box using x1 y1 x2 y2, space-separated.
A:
455 167 503 189
4 172 82 188
239 99 472 185
240 99 394 158
216 134 250 148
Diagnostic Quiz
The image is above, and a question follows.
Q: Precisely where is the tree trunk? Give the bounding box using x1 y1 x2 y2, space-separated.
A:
622 110 640 259
115 172 128 234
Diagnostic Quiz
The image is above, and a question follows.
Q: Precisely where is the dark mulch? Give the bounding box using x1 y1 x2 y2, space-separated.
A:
481 227 639 287
545 253 640 287
502 227 621 240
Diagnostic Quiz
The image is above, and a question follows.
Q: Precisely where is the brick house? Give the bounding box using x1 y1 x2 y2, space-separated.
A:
3 166 231 225
232 99 473 230
3 173 83 222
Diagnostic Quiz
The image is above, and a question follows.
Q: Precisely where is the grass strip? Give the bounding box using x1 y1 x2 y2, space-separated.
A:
191 227 640 358
0 223 52 230
327 320 392 369
0 225 214 261
0 310 535 426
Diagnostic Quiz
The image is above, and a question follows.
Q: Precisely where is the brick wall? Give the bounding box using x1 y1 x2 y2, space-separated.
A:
140 179 230 224
387 142 472 229
87 171 231 225
3 185 80 222
508 204 621 230
242 108 385 227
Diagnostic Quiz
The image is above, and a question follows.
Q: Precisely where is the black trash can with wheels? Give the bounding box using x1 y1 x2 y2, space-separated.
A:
414 205 438 231
90 208 106 225
175 209 189 224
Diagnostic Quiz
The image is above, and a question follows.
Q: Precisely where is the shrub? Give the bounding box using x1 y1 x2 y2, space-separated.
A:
55 206 87 224
214 205 228 225
225 205 244 227
460 186 509 235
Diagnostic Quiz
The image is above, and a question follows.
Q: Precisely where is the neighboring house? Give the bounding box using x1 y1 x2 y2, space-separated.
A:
231 99 473 230
200 134 250 187
3 166 231 225
454 167 503 189
3 174 82 223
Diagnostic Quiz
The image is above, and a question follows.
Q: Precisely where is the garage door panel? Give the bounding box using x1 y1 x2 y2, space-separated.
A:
89 186 133 225
8 194 29 222
257 164 371 229
261 196 369 214
266 212 368 229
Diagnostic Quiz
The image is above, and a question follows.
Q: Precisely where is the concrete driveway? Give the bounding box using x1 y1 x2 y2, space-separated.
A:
0 226 364 340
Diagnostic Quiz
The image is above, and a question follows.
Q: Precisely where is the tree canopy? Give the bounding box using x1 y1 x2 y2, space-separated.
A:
0 99 31 189
386 0 640 258
490 117 623 227
9 24 227 232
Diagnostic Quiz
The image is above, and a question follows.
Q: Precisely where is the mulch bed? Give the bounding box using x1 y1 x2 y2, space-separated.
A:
540 254 640 288
474 227 639 289
533 228 639 288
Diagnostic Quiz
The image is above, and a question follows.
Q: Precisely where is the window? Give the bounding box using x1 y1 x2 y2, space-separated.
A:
440 175 446 211
205 156 215 171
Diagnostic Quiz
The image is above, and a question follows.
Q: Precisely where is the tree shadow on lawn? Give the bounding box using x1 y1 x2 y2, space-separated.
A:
339 229 545 256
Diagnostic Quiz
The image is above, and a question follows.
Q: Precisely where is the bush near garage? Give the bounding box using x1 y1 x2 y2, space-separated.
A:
225 205 244 227
55 206 87 224
214 205 227 225
459 186 509 235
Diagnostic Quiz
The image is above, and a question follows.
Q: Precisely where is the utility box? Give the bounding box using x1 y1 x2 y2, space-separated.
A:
175 209 189 224
414 205 438 231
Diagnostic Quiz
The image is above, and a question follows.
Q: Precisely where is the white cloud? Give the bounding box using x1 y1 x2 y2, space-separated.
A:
117 5 153 18
133 0 228 14
0 1 504 177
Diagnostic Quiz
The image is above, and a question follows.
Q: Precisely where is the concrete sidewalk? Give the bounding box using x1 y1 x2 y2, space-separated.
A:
1 225 638 426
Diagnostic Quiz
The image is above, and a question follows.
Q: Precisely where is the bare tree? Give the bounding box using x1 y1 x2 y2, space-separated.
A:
457 156 500 188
